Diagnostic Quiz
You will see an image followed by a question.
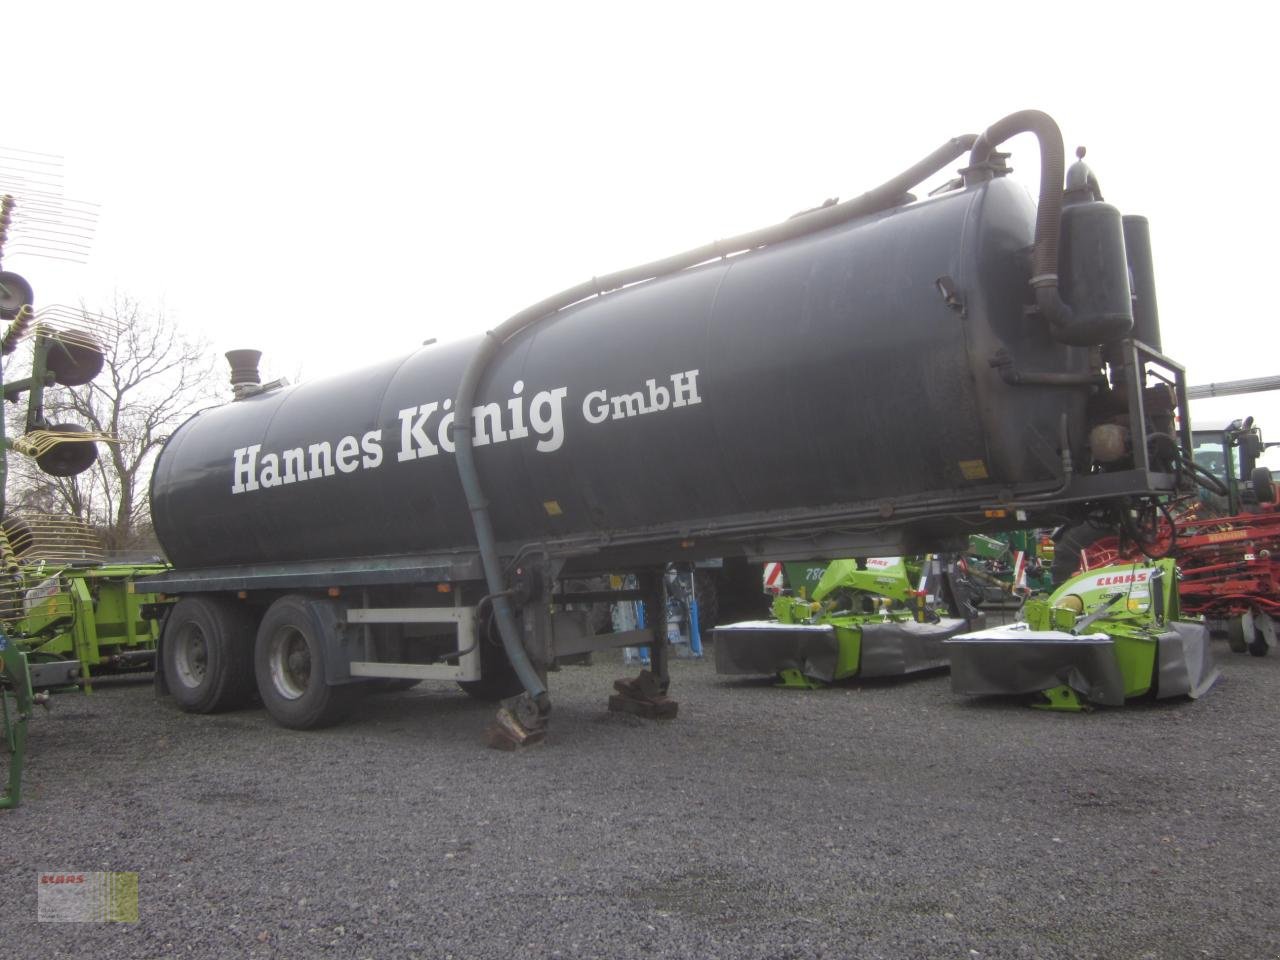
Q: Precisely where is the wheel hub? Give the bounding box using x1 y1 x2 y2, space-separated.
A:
173 626 208 688
269 628 311 700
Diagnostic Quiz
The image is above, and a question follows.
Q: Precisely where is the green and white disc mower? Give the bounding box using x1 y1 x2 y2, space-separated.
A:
714 557 979 688
947 558 1219 710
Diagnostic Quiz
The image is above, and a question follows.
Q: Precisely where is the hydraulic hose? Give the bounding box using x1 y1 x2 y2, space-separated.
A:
451 130 981 714
1120 499 1178 560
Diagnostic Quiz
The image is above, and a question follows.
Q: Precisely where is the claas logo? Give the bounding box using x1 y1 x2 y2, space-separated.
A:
1090 570 1153 588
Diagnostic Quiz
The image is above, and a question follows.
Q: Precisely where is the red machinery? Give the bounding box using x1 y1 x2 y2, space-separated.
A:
1073 416 1278 656
1169 510 1278 655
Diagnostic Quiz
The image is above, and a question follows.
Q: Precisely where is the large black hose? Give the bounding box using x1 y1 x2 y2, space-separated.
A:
969 110 1089 346
452 129 985 714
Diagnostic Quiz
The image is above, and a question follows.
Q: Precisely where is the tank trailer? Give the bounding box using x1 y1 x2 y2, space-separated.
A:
140 110 1195 744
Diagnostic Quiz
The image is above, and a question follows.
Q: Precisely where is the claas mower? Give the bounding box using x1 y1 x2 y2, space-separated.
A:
947 557 1218 711
714 556 979 688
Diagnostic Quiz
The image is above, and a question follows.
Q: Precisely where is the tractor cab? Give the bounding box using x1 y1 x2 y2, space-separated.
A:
1191 418 1277 514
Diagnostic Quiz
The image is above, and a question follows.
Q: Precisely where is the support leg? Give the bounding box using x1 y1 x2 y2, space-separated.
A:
485 691 549 751
609 569 679 719
485 584 551 750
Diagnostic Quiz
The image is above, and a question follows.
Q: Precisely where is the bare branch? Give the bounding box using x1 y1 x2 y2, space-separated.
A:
5 297 221 552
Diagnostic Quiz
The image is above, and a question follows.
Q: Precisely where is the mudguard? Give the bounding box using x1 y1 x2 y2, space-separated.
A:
713 622 839 681
1155 620 1219 699
859 618 968 677
946 626 1125 705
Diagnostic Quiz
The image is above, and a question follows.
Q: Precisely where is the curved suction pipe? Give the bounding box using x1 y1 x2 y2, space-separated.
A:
453 131 983 713
970 110 1098 346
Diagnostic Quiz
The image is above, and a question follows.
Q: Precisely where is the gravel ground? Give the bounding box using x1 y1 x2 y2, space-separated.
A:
3 638 1278 960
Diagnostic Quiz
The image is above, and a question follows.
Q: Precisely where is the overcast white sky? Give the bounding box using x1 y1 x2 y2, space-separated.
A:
5 1 1277 461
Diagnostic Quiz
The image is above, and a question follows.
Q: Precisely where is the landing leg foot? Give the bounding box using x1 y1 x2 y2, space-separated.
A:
485 692 548 750
608 669 679 719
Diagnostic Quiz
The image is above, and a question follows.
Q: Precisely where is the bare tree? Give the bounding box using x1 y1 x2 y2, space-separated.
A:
6 297 220 553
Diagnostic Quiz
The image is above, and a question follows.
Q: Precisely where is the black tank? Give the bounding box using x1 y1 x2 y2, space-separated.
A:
151 176 1094 568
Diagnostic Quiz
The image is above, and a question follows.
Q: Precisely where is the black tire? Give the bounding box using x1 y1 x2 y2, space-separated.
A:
1119 501 1178 559
34 423 99 478
457 616 525 702
1225 616 1248 654
163 596 258 713
1251 466 1276 506
254 594 354 729
457 670 524 701
693 570 719 630
1247 615 1271 657
1051 523 1109 587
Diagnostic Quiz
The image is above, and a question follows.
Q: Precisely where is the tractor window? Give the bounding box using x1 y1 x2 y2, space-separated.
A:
1191 436 1228 483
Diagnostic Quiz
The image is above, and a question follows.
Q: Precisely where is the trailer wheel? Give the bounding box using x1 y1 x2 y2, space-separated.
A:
163 597 257 713
456 613 525 702
1225 617 1248 653
456 672 523 701
457 647 524 701
254 595 353 729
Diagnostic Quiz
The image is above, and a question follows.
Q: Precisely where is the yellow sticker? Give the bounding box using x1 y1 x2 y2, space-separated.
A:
959 459 989 481
542 500 563 517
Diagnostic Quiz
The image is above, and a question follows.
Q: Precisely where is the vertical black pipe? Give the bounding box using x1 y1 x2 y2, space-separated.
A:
1123 215 1161 352
639 569 670 690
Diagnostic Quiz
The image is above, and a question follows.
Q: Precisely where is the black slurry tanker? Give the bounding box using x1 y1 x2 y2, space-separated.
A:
142 110 1196 744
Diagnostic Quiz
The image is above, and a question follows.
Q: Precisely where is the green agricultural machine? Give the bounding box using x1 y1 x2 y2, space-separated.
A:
5 554 168 687
714 556 980 688
0 188 169 807
946 557 1218 711
0 559 167 809
961 531 1054 604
